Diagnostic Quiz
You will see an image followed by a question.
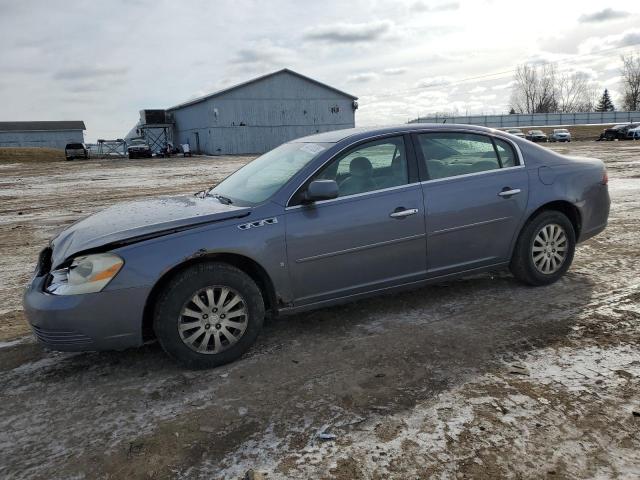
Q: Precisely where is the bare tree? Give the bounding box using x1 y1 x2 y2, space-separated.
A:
510 64 557 114
510 64 603 113
620 52 640 111
580 84 600 112
536 64 557 113
557 72 592 113
510 65 537 114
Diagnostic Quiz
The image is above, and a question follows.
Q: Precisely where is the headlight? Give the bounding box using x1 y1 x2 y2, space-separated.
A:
46 253 123 295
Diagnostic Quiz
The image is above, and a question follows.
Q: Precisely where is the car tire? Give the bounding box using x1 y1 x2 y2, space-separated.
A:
510 210 576 286
153 262 265 369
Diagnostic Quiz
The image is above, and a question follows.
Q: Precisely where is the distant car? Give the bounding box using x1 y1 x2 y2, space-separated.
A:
525 130 548 142
602 123 640 141
24 124 610 368
505 128 525 138
127 139 153 159
64 143 88 161
626 125 640 140
549 129 571 143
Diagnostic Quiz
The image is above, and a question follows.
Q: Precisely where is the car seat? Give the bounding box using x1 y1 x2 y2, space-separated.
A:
339 156 377 196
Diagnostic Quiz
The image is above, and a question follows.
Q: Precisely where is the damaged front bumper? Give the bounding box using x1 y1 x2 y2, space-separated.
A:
23 273 148 352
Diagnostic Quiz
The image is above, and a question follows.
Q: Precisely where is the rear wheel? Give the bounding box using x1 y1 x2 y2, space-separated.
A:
510 210 576 286
153 262 265 368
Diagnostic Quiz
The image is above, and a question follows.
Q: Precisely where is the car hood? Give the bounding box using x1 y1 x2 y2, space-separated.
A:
50 195 251 267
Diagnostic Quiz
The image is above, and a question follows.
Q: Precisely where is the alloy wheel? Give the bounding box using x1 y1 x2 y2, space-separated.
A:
178 286 248 354
531 223 568 275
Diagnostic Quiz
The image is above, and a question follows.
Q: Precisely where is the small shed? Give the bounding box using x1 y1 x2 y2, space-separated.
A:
0 121 86 149
167 69 358 155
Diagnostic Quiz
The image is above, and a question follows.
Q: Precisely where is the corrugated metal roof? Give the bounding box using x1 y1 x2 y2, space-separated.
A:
0 121 86 131
167 68 357 111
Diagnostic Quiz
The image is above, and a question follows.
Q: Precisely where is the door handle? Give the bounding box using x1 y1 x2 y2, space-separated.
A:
498 188 521 198
390 208 419 218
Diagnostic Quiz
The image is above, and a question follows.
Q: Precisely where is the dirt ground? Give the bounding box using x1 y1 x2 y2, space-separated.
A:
0 143 638 479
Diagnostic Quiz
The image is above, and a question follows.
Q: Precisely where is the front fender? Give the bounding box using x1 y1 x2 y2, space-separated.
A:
104 205 291 304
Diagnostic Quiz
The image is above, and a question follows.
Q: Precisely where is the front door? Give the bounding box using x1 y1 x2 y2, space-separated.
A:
285 136 427 305
413 132 529 276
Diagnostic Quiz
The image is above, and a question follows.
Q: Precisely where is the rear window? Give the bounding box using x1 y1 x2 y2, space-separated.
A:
493 138 518 168
66 143 84 149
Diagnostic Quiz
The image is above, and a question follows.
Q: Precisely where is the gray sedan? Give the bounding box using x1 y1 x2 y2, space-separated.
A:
24 124 610 368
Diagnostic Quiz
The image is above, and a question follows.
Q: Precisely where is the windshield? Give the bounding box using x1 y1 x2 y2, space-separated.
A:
555 129 568 133
211 142 331 205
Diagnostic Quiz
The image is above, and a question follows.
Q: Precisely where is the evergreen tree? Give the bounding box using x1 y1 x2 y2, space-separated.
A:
508 107 516 114
595 89 615 112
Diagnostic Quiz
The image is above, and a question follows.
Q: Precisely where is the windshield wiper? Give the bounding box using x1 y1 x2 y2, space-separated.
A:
195 187 233 204
210 193 233 205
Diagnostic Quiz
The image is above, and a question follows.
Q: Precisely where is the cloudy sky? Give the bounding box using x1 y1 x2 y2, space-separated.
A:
1 0 639 141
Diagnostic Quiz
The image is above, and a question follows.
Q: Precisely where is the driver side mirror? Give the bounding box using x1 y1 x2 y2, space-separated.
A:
303 180 339 202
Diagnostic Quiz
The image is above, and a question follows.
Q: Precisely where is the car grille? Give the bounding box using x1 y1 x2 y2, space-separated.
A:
36 247 52 276
32 326 93 346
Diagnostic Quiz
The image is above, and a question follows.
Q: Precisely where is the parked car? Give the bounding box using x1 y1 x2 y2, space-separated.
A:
549 129 571 142
64 143 88 161
525 130 548 142
626 125 640 140
601 123 640 141
127 139 153 159
505 128 525 138
24 124 610 368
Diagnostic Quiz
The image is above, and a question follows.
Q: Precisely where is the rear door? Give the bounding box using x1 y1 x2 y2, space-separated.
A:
413 132 528 277
284 135 427 305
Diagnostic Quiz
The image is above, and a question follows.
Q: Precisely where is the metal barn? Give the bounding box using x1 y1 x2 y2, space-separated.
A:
167 69 358 155
0 121 85 149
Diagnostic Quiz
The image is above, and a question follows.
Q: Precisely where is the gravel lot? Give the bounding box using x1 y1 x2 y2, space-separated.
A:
0 143 639 479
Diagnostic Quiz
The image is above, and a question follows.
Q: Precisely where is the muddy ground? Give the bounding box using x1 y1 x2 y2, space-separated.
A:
0 143 638 479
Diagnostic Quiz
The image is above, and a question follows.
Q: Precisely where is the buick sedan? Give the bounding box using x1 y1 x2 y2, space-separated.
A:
24 125 610 368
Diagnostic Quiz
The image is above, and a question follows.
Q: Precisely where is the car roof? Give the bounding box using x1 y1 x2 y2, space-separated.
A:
292 123 500 143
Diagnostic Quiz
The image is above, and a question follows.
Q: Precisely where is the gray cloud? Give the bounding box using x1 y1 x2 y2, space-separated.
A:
383 67 408 75
53 66 129 81
618 31 640 47
230 40 292 66
347 72 379 83
4 64 47 75
579 8 629 23
303 21 392 43
416 76 452 88
411 1 459 12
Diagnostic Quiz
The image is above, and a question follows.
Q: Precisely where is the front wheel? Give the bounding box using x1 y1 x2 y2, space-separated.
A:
510 211 576 286
154 262 265 368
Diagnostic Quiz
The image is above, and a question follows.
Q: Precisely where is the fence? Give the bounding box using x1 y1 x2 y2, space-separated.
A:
409 111 640 128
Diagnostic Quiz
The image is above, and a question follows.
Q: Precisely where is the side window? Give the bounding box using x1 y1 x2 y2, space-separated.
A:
417 133 501 180
493 138 518 168
316 137 408 197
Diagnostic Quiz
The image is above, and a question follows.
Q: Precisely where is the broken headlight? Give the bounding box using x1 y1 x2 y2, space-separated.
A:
46 253 124 295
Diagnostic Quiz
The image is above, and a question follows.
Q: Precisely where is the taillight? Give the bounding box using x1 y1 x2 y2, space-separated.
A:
602 170 608 185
